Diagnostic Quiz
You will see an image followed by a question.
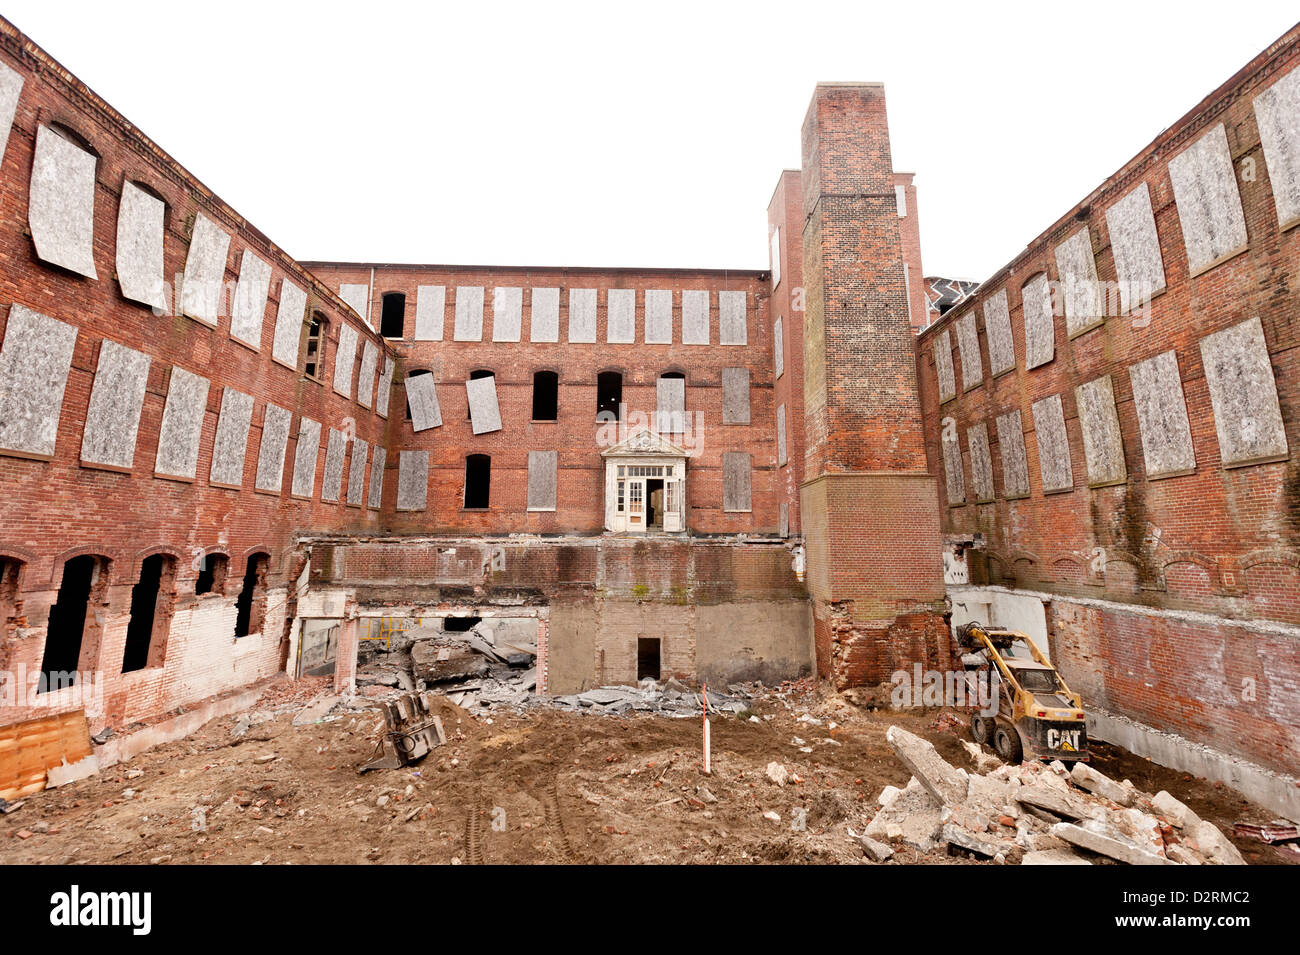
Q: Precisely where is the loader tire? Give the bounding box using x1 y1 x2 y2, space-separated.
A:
970 714 994 745
994 723 1023 763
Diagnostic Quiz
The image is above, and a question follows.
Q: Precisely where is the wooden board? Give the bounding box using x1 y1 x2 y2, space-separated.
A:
0 709 93 800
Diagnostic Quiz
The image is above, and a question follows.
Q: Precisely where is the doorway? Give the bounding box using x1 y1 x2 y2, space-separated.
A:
646 478 664 530
637 637 661 681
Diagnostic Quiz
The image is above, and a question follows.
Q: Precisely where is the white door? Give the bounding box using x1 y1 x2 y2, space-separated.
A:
627 479 645 532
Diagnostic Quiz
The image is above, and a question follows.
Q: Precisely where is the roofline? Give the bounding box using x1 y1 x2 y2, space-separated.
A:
299 260 770 279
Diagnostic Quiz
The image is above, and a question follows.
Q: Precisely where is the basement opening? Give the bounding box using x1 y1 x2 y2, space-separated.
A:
40 555 108 692
122 553 176 673
195 553 228 595
443 615 482 633
380 292 406 338
596 371 622 420
234 553 269 639
464 454 491 509
532 370 558 421
637 637 661 681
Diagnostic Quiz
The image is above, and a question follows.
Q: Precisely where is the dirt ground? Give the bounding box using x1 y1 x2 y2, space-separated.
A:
1 676 1293 865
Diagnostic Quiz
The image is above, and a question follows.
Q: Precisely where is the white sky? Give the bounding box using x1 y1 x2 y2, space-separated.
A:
7 1 1297 280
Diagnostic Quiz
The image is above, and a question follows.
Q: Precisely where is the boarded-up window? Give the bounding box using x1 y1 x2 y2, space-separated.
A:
528 450 557 511
1021 273 1054 370
776 404 787 466
154 366 209 480
1198 316 1288 468
1167 124 1247 275
1054 229 1102 338
492 287 523 342
568 289 597 343
956 311 982 390
968 423 995 503
722 367 750 425
467 373 502 435
1074 376 1127 487
933 329 956 403
181 213 231 325
333 323 359 397
773 316 785 379
80 339 150 471
682 290 710 345
645 290 672 344
722 452 752 512
415 285 445 341
29 125 98 279
983 289 1015 376
996 410 1029 499
368 447 386 509
291 418 321 499
116 181 167 311
607 288 635 343
322 428 348 502
397 450 428 511
454 286 485 341
405 370 441 431
254 403 292 494
0 305 78 461
347 438 368 506
1031 393 1073 493
719 291 747 345
1254 65 1300 231
1128 350 1195 479
657 373 685 432
209 388 254 488
530 288 560 343
1105 182 1166 312
230 250 271 349
942 430 965 505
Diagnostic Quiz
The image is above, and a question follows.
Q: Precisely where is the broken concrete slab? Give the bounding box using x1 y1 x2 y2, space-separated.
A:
1016 781 1101 821
886 725 969 807
1188 819 1247 865
1022 848 1093 865
45 753 100 788
852 830 895 862
292 693 342 726
1052 820 1176 865
1070 762 1136 806
1151 790 1202 830
866 777 943 852
942 823 1001 858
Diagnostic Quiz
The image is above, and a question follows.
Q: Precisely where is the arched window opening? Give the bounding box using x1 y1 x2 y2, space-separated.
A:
532 370 558 421
234 552 270 639
40 555 110 692
596 371 622 420
122 554 177 673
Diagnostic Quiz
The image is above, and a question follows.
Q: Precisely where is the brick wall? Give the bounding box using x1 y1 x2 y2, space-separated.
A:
915 25 1300 774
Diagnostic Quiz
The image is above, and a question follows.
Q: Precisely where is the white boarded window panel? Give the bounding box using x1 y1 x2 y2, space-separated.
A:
492 287 523 342
770 227 782 288
719 291 747 345
1053 229 1103 337
406 373 442 432
1128 350 1195 479
333 323 359 397
1031 393 1073 493
941 430 964 505
607 288 636 344
682 290 710 345
347 438 368 506
356 341 379 410
271 281 307 368
115 181 167 312
656 376 685 432
968 423 995 503
322 428 348 503
209 388 254 488
229 250 271 349
568 288 597 343
375 355 394 418
982 289 1014 375
722 367 750 425
779 501 789 538
0 305 78 460
154 367 209 480
934 328 956 403
1105 182 1166 314
339 284 369 326
1074 375 1127 487
291 418 321 499
894 183 907 217
776 404 787 466
414 285 445 341
1168 124 1248 275
955 311 981 390
645 290 672 344
774 316 785 379
722 452 752 512
1198 316 1288 468
1253 65 1300 231
28 125 98 279
1021 273 1055 370
528 449 557 511
467 375 502 435
530 287 560 342
995 409 1029 499
453 286 485 341
81 340 150 470
0 61 23 167
368 447 386 509
181 213 231 326
255 403 292 493
397 450 428 511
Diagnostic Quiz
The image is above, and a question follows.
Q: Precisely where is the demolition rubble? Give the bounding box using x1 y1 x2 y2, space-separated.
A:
869 726 1247 866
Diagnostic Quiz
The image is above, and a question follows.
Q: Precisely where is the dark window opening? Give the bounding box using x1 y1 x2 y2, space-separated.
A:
532 370 558 421
596 371 622 420
637 637 661 681
123 554 176 673
404 368 433 420
234 553 269 639
443 616 481 633
304 312 327 379
464 454 491 509
195 553 228 596
40 555 108 692
468 369 494 420
49 122 98 156
380 292 406 338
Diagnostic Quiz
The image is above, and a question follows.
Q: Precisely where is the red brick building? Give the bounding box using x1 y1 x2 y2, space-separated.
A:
1 14 1298 817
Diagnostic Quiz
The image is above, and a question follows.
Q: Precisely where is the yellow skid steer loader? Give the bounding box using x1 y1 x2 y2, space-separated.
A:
955 621 1089 763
